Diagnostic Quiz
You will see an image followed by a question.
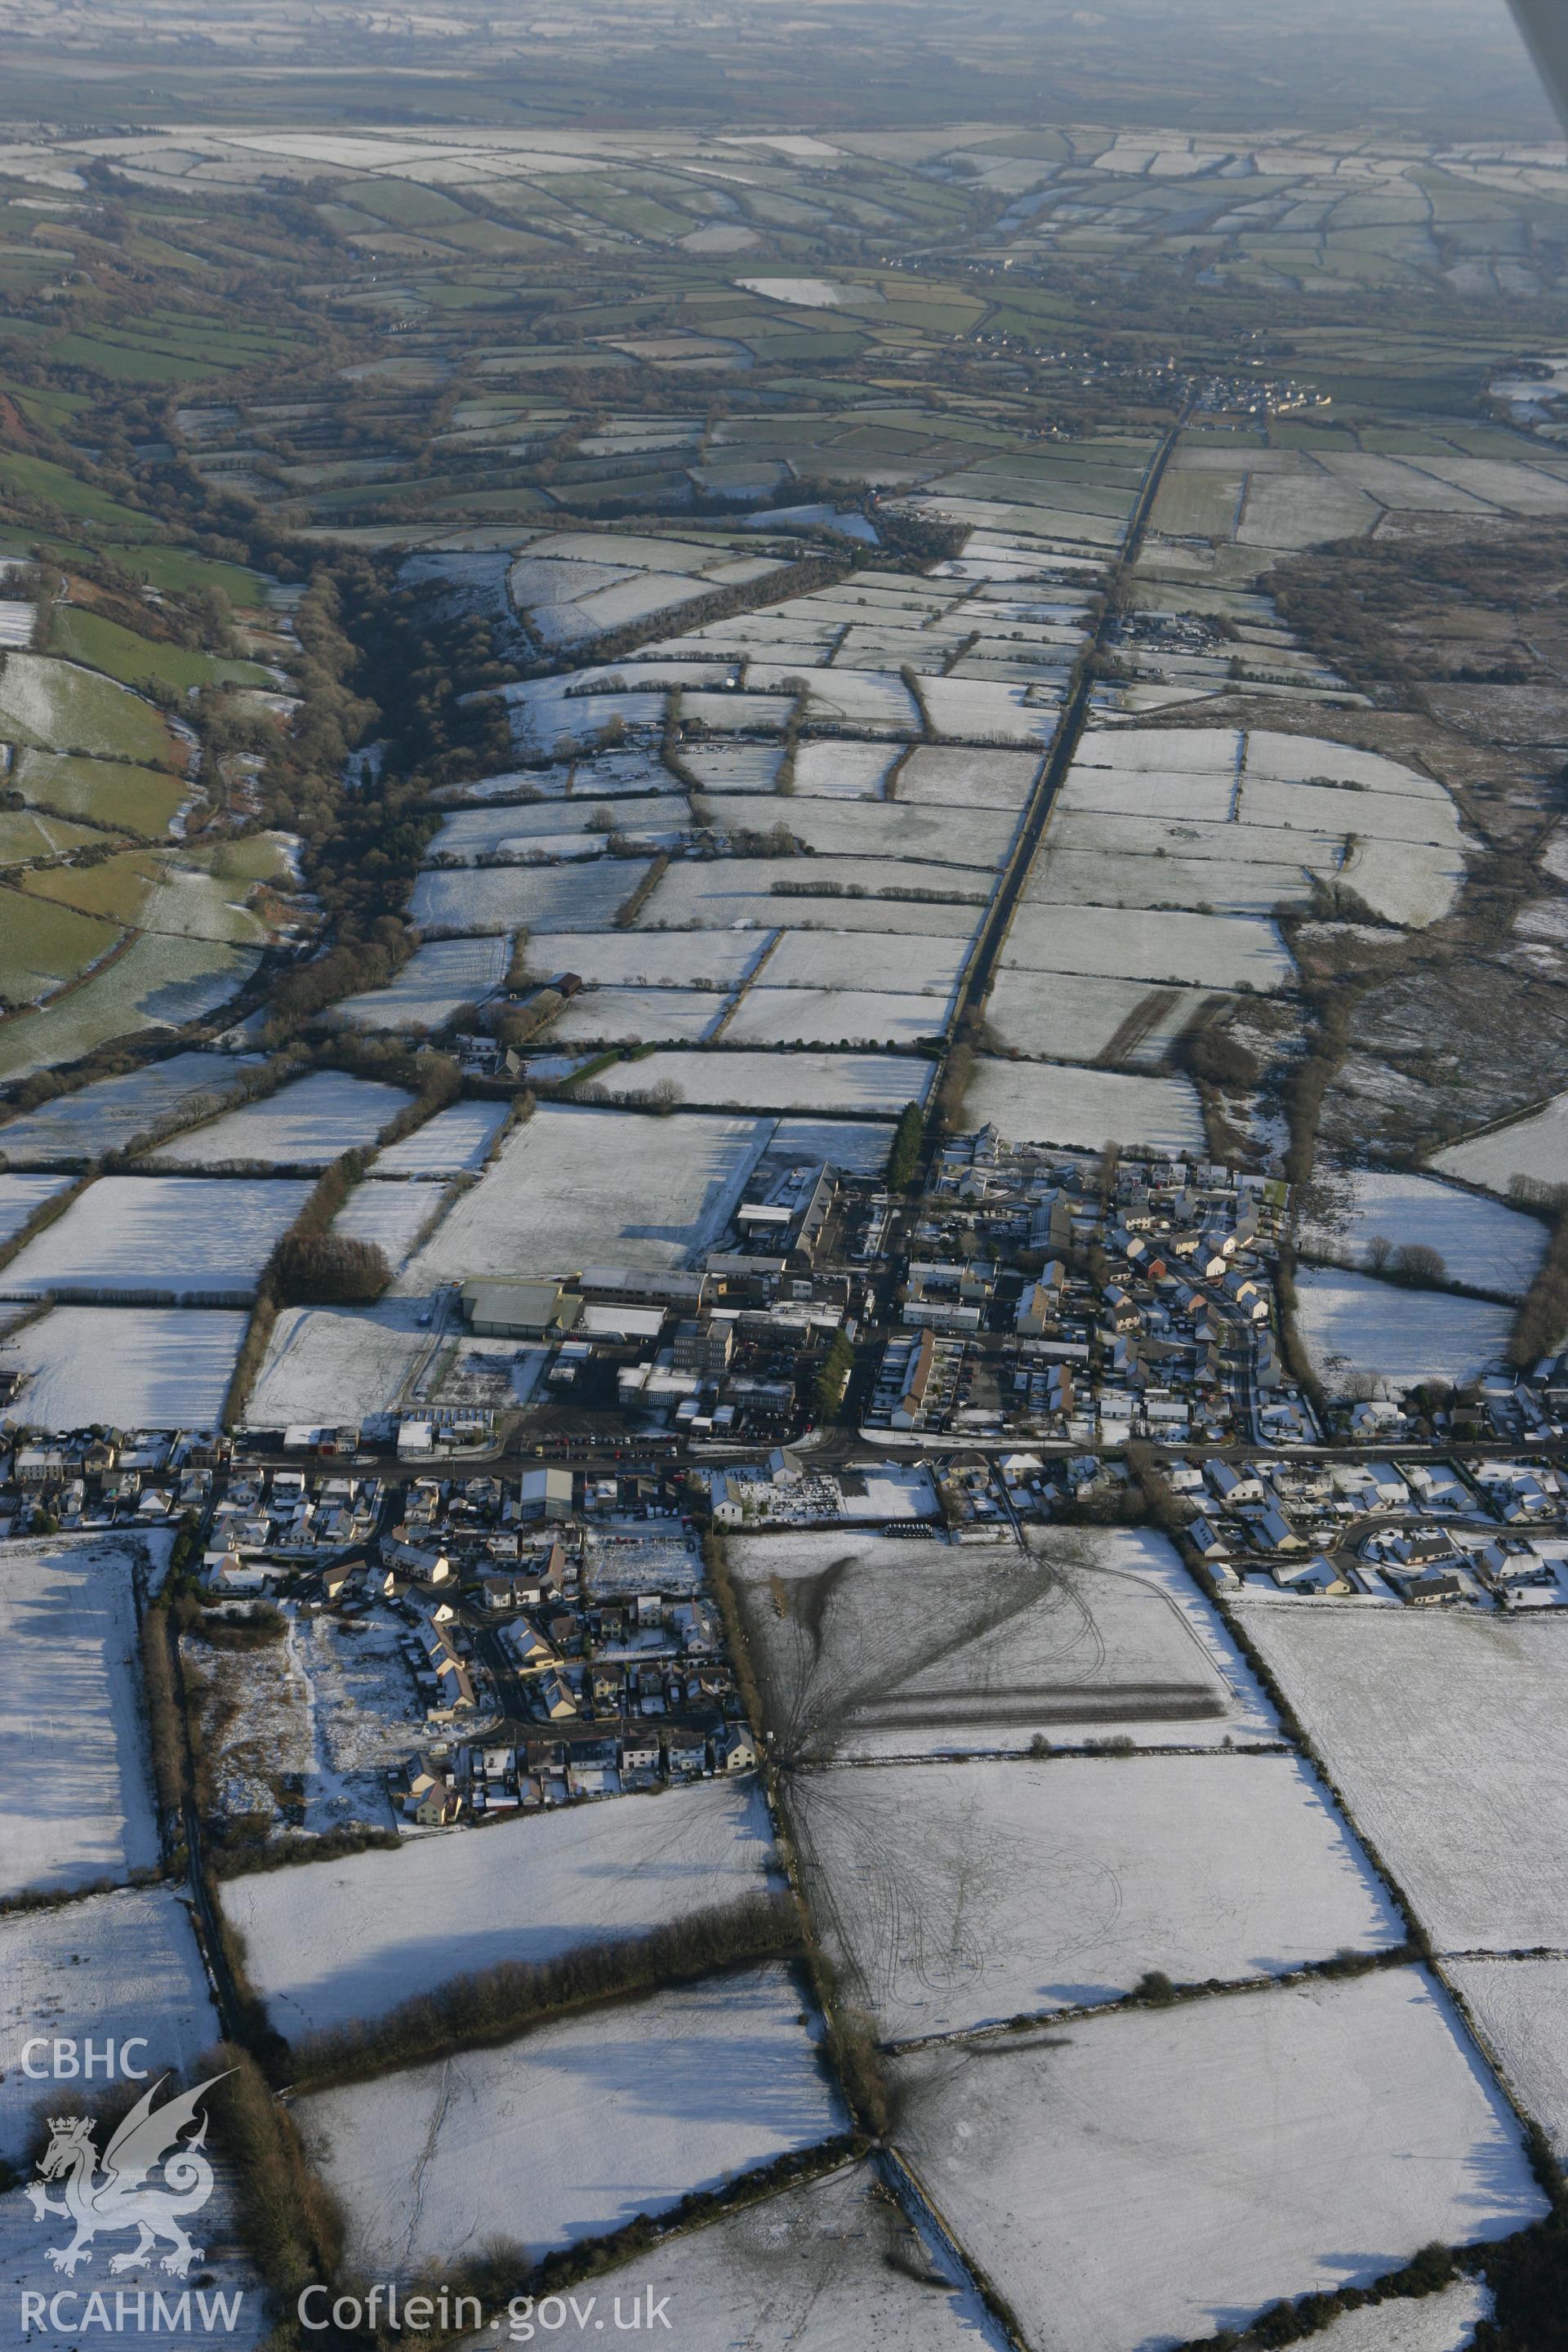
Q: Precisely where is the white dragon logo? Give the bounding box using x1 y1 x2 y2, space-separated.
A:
24 2073 230 2278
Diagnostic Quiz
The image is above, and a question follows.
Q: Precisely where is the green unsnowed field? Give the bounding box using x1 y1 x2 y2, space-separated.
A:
0 450 158 538
13 751 186 838
49 607 274 695
0 653 176 764
0 808 104 864
100 545 272 608
0 884 119 1004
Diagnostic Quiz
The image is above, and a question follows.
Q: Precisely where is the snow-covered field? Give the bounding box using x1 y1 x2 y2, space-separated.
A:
221 1776 778 2036
0 653 170 760
410 858 648 934
0 1305 246 1429
372 1099 509 1175
506 529 785 649
291 1609 414 1831
1447 1958 1568 2162
1003 901 1291 990
1292 1267 1513 1395
1058 766 1236 823
684 743 784 793
426 795 689 862
1027 841 1313 916
917 674 1058 744
1239 470 1382 547
332 935 510 1031
144 1071 412 1169
961 1054 1205 1152
581 2159 996 2351
760 929 967 995
0 1175 312 1302
1300 1169 1546 1298
735 274 850 305
0 1537 160 1900
898 744 1042 808
585 1049 934 1115
732 1527 1277 1761
783 742 897 798
329 1183 452 1272
892 1970 1542 2352
246 1299 431 1428
511 689 666 760
0 1054 247 1165
705 794 1018 871
1241 775 1458 844
724 989 952 1049
770 668 921 733
0 936 261 1089
985 969 1214 1066
523 928 768 990
1432 1092 1568 1196
1044 724 1466 933
0 1887 218 2160
769 1116 893 1174
0 2165 265 2352
0 1170 74 1246
1235 1606 1568 1951
300 1965 840 2271
1307 2282 1490 2352
795 1752 1400 2040
675 689 797 735
1244 730 1454 800
631 859 985 937
548 985 732 1045
1076 724 1241 774
1338 838 1467 929
395 1105 773 1285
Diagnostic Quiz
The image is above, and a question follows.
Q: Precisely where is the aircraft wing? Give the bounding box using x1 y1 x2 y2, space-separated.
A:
1508 1 1568 133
